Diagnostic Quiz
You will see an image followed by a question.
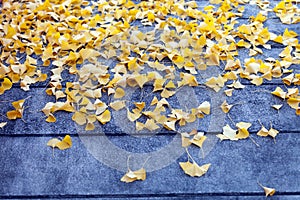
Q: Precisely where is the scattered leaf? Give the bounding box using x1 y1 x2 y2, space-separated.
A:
47 135 72 151
258 182 276 197
121 168 146 183
179 161 211 177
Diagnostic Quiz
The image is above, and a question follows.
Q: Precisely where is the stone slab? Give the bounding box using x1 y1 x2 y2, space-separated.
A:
0 133 299 197
0 84 300 135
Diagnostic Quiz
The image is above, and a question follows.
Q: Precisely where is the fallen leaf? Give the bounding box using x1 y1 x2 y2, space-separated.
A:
7 99 26 120
121 168 146 183
220 100 233 113
272 104 283 110
0 122 7 128
56 135 72 150
47 135 72 151
258 182 276 197
110 100 126 111
0 78 13 95
179 161 211 177
47 138 61 148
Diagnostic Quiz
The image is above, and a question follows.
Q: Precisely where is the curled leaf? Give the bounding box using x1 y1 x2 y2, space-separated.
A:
121 168 146 183
179 161 211 177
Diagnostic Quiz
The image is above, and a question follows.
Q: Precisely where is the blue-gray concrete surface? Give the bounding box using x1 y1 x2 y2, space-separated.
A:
1 133 300 197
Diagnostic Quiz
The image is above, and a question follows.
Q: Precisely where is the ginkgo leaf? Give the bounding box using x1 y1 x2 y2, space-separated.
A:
144 119 160 131
150 96 159 105
236 122 252 139
224 89 234 97
258 182 276 197
96 109 111 124
0 78 12 94
134 102 145 111
120 155 149 183
47 138 61 157
190 132 206 148
56 135 72 150
217 124 237 141
47 135 72 151
220 100 233 113
79 48 101 60
72 111 86 125
268 127 279 138
179 161 211 177
257 124 269 137
272 104 283 110
227 80 245 89
7 99 26 120
161 88 176 98
271 87 286 99
114 87 125 99
163 120 176 131
0 122 7 128
198 101 210 115
127 108 141 122
110 100 126 111
47 138 61 148
121 168 146 183
181 132 192 147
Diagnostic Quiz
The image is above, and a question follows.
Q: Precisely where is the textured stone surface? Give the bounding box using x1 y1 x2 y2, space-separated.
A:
0 133 299 197
0 84 299 135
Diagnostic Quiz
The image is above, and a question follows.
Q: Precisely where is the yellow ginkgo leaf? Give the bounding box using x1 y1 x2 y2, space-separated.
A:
165 80 176 89
47 138 61 148
47 138 61 157
7 99 26 120
134 74 148 88
114 87 125 99
0 78 12 94
224 89 234 97
96 109 111 124
42 45 54 62
268 127 279 138
127 109 141 122
236 122 252 139
7 110 22 120
161 88 176 98
121 168 146 183
271 87 286 99
227 80 245 89
134 102 145 111
179 161 211 177
258 182 276 197
181 132 192 147
56 135 72 150
190 132 207 149
198 101 210 115
79 48 101 60
163 120 176 131
150 96 159 105
110 100 126 111
153 79 165 92
144 119 160 131
257 124 269 137
46 114 57 123
220 100 233 113
72 111 87 125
